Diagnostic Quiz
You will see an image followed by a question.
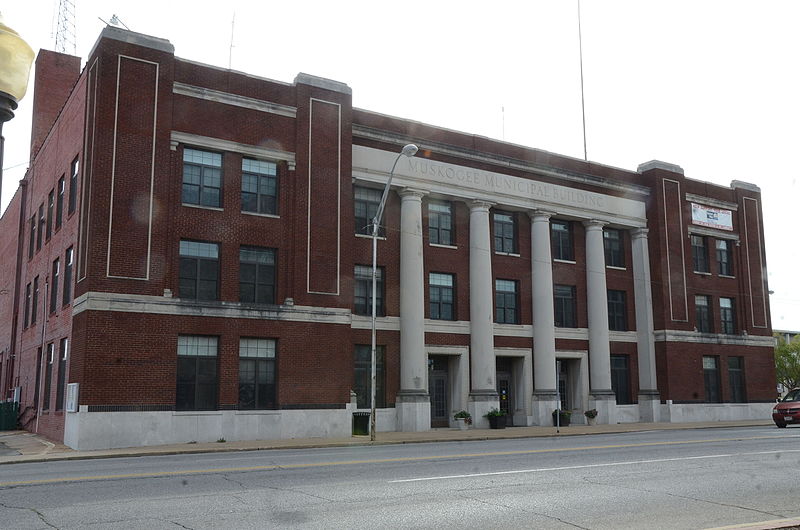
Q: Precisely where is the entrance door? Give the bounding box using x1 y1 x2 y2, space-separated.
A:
558 360 571 411
429 356 449 427
496 357 514 426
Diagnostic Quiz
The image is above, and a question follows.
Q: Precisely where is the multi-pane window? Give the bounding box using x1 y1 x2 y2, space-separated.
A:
607 289 627 331
28 216 35 259
703 356 721 403
46 189 54 240
728 356 746 403
495 279 518 324
182 148 222 207
31 276 39 325
239 246 276 304
55 338 68 411
354 265 384 316
720 297 736 334
241 158 278 215
493 211 516 253
604 228 624 267
611 354 632 404
50 258 60 314
695 295 712 333
56 176 65 230
551 220 574 261
428 201 453 246
23 283 31 328
179 241 219 301
429 273 455 320
238 338 277 410
63 247 73 306
353 344 385 409
43 343 54 411
176 335 218 411
716 239 733 276
554 284 577 327
691 235 709 273
37 204 44 250
68 156 79 214
354 186 382 236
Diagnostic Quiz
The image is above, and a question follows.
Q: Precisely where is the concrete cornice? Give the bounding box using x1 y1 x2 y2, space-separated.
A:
352 125 651 198
654 329 775 347
173 83 297 118
685 193 738 211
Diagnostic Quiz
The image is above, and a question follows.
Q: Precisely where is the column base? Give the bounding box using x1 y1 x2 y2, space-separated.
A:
638 390 661 423
532 390 559 426
589 390 618 425
395 391 431 432
468 390 499 429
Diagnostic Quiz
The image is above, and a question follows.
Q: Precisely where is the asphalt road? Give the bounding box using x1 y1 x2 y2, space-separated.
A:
1 426 799 529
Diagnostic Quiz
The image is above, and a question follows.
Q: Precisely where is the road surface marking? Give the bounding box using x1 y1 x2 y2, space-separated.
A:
0 435 795 487
389 449 800 483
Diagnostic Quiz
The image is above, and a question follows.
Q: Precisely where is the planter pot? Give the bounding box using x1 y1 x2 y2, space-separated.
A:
456 418 469 430
586 416 597 426
488 415 506 429
552 412 571 427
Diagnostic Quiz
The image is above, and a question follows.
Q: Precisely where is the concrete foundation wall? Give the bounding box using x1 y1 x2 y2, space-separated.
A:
64 406 373 450
660 402 773 423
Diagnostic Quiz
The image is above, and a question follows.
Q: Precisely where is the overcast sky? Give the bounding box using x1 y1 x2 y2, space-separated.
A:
3 0 798 330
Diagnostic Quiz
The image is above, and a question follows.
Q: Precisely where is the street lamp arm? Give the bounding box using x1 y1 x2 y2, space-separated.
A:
369 143 417 442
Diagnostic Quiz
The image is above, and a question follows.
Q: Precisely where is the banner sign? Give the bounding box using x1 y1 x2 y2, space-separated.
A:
691 203 733 231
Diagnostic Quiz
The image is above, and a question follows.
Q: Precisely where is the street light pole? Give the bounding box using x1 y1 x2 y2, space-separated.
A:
370 143 418 441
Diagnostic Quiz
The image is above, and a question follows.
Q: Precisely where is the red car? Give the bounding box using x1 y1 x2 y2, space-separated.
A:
773 389 800 428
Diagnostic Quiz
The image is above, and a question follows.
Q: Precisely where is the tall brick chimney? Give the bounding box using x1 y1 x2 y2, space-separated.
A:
29 49 81 158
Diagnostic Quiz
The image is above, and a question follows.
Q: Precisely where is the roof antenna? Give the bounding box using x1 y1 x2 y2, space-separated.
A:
577 0 588 161
108 14 130 30
228 12 235 69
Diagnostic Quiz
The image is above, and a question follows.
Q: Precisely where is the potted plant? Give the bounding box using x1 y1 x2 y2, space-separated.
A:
552 409 572 426
453 410 472 430
485 408 507 429
584 409 598 426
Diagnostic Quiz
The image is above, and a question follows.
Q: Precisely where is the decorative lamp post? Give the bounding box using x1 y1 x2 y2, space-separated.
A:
0 12 35 206
370 143 418 441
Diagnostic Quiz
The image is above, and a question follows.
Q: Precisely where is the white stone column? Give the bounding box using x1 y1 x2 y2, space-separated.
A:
397 188 430 432
631 227 660 422
529 210 558 425
467 200 499 428
584 219 617 425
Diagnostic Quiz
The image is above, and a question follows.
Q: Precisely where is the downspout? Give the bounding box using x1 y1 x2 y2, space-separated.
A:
6 180 28 400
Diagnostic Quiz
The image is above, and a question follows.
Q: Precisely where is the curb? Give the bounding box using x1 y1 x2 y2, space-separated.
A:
0 420 774 466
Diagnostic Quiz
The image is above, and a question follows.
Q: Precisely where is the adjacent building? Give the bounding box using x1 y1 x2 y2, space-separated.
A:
0 27 776 449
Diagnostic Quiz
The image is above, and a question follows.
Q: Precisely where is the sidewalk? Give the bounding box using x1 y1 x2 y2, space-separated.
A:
0 419 774 465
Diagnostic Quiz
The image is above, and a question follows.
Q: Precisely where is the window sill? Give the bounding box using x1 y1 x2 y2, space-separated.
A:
719 274 736 279
182 203 224 212
234 409 280 415
430 243 458 250
606 266 627 271
553 259 576 265
355 233 386 241
241 210 280 219
694 271 712 276
495 251 521 258
172 410 223 416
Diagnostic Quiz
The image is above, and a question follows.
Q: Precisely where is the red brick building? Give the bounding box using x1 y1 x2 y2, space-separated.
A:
0 27 775 449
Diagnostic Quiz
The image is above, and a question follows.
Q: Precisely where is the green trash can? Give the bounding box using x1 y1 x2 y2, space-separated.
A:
352 412 370 436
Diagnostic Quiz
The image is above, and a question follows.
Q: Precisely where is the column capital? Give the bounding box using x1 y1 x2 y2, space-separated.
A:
582 219 607 230
468 199 495 212
631 227 650 239
528 209 556 222
398 187 428 200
